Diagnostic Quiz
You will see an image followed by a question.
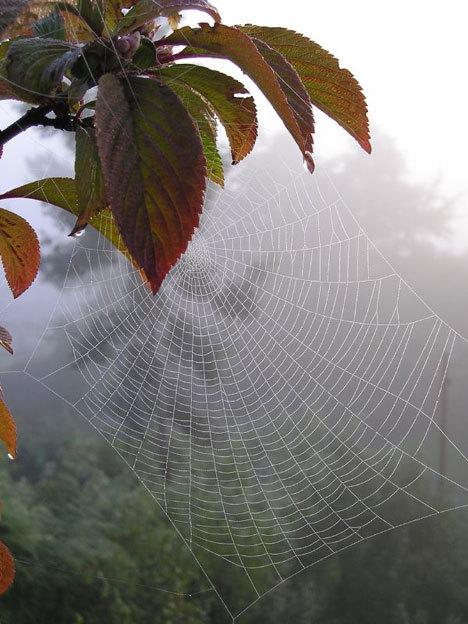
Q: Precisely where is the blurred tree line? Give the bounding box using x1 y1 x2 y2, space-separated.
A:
1 406 468 624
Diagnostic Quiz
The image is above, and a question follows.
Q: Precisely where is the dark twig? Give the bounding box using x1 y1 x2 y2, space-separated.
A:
0 105 93 148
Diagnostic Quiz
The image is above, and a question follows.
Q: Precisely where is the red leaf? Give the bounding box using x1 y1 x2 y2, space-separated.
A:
246 37 315 170
0 389 16 459
0 541 14 596
0 208 40 298
95 74 207 294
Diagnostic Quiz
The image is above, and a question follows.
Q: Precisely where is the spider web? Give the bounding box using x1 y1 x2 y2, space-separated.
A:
18 163 468 620
2 6 468 619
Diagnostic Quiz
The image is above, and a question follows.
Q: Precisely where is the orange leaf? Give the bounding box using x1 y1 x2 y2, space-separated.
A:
0 541 15 596
0 208 40 298
239 25 371 154
0 325 13 355
0 389 16 459
160 64 258 165
164 23 315 171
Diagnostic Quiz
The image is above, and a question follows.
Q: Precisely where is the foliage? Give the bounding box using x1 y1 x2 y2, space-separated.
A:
1 408 468 623
0 0 370 297
0 0 371 596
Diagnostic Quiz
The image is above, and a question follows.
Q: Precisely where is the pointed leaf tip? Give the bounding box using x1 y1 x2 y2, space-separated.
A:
160 64 258 166
164 24 315 172
304 152 315 174
239 25 371 156
0 325 13 355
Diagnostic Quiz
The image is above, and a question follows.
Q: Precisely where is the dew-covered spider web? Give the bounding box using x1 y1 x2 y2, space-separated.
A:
10 160 468 620
1 2 468 620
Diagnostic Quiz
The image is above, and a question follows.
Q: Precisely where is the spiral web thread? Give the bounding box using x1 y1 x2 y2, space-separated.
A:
2 6 468 619
15 163 468 620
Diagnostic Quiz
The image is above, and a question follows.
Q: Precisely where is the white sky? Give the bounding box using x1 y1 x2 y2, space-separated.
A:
215 0 468 247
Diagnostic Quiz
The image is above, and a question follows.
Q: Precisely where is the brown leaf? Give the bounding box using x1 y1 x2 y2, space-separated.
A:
0 208 40 298
1 0 57 38
164 23 315 171
0 542 15 596
95 74 207 294
0 0 30 35
239 25 371 153
0 541 14 595
0 325 13 355
0 389 16 458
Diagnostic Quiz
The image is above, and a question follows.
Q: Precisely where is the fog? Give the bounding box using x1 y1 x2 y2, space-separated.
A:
1 1 468 619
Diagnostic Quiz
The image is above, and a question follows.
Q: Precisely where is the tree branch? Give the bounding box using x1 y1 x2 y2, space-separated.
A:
0 105 93 148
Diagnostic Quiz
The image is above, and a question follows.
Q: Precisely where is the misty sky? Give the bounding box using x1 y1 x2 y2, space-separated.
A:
216 0 468 249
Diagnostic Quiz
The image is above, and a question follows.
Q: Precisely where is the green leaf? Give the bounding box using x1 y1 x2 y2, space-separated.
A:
0 43 17 101
76 0 104 35
0 177 78 211
72 126 106 236
0 41 10 61
70 39 122 85
67 76 89 106
239 25 371 153
163 23 315 172
116 0 220 34
132 36 156 70
160 64 258 165
6 37 79 100
0 207 40 298
0 178 129 263
95 73 207 293
32 5 65 39
163 77 224 186
0 58 25 102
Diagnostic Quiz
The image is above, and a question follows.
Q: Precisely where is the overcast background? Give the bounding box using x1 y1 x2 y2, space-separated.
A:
1 2 468 620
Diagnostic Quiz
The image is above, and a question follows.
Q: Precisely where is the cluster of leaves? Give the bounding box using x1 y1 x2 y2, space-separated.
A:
0 0 370 596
